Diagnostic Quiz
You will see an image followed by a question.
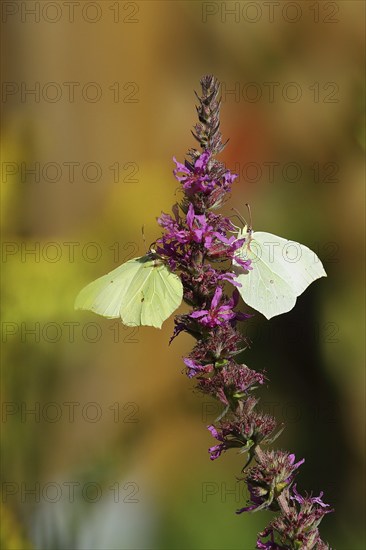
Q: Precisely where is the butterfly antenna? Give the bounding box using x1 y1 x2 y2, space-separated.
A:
148 240 157 254
245 203 252 229
231 208 247 227
141 225 148 254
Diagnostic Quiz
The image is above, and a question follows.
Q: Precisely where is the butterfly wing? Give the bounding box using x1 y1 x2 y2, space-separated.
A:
75 255 183 329
140 265 183 328
254 232 327 295
74 259 140 318
234 236 296 319
234 231 326 319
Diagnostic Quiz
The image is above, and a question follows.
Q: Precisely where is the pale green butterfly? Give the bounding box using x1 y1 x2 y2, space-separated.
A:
233 218 327 320
74 251 183 329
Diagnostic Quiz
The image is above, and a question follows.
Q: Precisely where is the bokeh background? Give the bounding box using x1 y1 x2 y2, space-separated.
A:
1 1 365 549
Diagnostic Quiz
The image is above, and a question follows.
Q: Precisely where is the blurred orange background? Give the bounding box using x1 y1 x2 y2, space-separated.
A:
1 1 365 549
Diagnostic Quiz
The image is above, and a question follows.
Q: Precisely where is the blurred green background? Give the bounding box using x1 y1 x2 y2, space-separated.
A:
1 1 365 549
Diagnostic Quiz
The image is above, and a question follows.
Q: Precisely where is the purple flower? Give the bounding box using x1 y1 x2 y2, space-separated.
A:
237 451 305 514
173 151 236 200
228 288 253 322
290 484 330 509
183 357 213 379
173 152 214 196
157 201 253 276
207 425 225 460
257 485 333 549
208 229 252 270
186 204 215 249
234 256 253 271
190 287 237 328
201 267 242 288
189 287 250 329
257 537 288 550
157 205 220 268
169 314 205 344
157 210 187 245
207 398 277 460
197 362 265 404
188 324 245 363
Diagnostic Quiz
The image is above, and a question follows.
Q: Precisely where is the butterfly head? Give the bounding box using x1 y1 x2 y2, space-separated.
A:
238 224 253 243
232 205 253 243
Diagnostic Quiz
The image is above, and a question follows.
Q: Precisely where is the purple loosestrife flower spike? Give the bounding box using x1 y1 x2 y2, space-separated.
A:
257 484 333 549
190 75 227 158
156 75 333 548
236 451 305 514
